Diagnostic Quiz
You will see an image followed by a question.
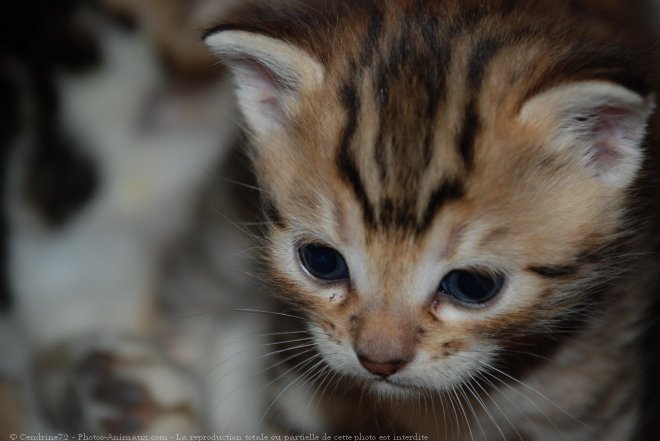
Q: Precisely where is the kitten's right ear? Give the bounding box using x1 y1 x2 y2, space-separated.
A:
204 29 324 137
519 80 655 188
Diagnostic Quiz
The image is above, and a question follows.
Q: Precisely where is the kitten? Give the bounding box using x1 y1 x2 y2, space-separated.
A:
205 0 660 439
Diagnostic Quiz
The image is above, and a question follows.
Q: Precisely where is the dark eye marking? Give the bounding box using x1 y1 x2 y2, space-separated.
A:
527 265 579 278
298 244 350 281
438 270 505 305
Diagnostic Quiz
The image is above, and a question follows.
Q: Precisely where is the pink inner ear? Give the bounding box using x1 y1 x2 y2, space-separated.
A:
581 106 633 173
236 58 290 124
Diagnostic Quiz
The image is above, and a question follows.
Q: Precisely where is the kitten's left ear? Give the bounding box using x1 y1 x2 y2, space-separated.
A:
520 80 655 188
204 29 324 138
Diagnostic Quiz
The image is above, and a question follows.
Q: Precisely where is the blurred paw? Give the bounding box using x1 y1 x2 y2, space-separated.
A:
37 336 205 435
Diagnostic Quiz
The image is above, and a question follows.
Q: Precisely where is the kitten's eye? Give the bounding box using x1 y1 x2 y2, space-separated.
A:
439 270 504 305
299 244 349 281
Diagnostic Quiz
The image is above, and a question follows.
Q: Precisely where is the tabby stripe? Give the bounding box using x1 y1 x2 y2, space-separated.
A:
374 69 389 184
364 11 387 184
500 0 519 15
459 4 490 28
457 101 479 168
523 49 651 105
358 10 385 67
468 37 501 89
336 81 376 227
262 196 286 229
597 71 651 97
418 180 464 234
530 236 625 279
379 198 419 230
457 37 503 168
420 32 450 167
373 5 452 188
527 265 580 278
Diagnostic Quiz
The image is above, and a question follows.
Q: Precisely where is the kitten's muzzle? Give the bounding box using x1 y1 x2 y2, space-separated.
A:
356 352 411 377
351 306 416 377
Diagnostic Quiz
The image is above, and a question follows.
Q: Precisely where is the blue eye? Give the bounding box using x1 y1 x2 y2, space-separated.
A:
440 270 504 305
299 244 349 281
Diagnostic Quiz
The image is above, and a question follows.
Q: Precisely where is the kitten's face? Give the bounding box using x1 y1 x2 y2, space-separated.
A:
206 2 655 397
257 81 638 397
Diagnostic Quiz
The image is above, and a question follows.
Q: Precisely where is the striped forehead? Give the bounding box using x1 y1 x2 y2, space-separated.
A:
332 5 512 235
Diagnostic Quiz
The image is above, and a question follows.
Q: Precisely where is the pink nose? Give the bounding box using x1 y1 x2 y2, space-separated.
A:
357 352 410 377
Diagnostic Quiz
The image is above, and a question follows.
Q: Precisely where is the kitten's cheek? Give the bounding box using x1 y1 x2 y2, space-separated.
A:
326 291 343 303
308 287 348 307
309 325 366 377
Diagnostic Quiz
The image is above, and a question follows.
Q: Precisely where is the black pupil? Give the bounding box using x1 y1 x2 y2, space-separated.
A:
442 270 501 304
300 244 347 280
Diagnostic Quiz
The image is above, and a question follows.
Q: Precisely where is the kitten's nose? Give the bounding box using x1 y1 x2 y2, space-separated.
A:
356 352 410 377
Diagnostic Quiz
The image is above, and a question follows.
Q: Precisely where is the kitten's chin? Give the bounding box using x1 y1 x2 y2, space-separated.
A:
367 378 421 400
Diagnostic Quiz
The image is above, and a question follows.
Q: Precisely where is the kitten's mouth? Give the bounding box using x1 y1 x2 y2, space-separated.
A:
363 371 415 386
366 376 420 398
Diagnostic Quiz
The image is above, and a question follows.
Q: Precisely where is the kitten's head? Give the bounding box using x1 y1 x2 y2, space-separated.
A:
206 1 656 397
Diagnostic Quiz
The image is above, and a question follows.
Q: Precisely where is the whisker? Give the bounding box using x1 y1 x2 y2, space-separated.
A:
458 383 486 441
477 367 568 441
264 336 316 347
257 355 326 428
209 341 317 398
219 176 271 196
469 372 524 441
426 386 443 441
315 366 340 420
195 331 309 372
451 352 565 439
464 377 506 441
451 384 474 441
219 349 318 430
301 365 333 432
474 369 541 440
229 308 306 321
476 359 598 436
202 334 314 378
444 386 460 440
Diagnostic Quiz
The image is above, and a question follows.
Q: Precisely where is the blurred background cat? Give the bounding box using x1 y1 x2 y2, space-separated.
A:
0 0 275 435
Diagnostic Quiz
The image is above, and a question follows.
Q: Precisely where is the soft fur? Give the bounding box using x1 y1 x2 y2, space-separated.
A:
206 1 660 439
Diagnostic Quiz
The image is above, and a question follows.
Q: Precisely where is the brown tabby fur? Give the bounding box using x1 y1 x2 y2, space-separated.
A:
207 1 660 439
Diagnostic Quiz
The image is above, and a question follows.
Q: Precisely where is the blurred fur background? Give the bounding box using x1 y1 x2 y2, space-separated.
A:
0 0 265 435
